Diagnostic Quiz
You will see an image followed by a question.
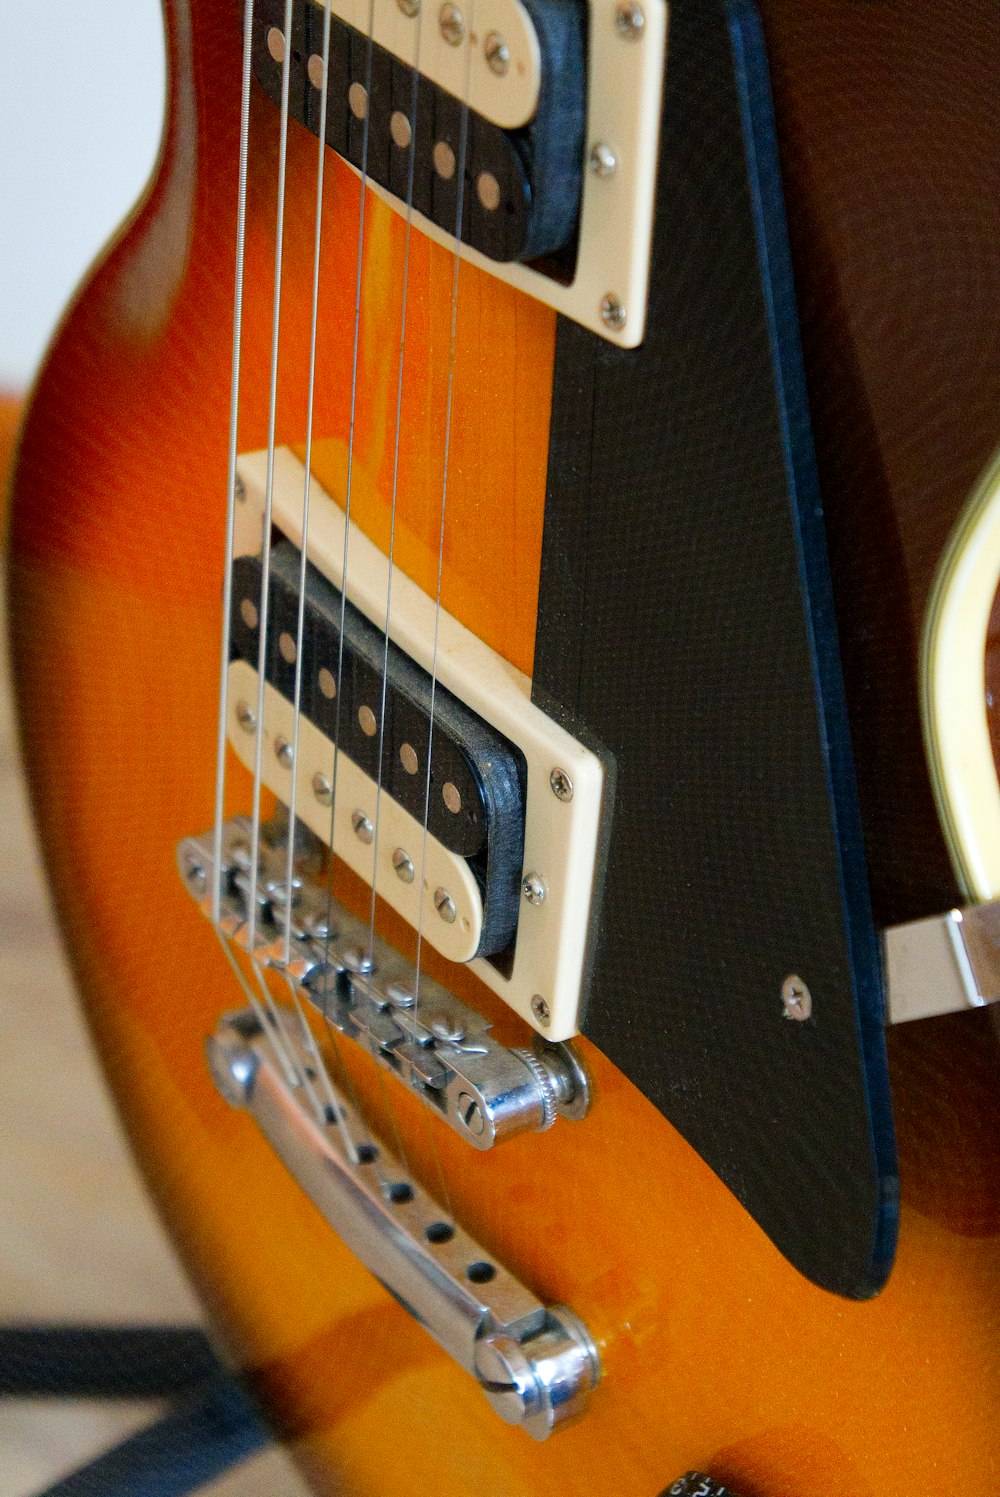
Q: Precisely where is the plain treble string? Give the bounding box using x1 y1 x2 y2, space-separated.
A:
408 0 477 1226
278 0 366 1156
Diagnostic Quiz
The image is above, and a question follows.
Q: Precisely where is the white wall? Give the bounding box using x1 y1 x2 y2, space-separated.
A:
0 0 166 386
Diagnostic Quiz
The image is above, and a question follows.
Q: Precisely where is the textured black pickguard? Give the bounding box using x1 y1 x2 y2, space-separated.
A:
533 0 898 1297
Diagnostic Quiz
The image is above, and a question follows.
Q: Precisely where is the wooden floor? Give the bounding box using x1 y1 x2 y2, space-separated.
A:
0 405 310 1493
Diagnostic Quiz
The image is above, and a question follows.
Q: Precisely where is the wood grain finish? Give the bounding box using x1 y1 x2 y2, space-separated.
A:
8 2 1000 1495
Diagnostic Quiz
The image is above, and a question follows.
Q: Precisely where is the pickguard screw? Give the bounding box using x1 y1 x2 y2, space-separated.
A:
439 3 465 45
531 994 551 1027
589 142 617 178
274 736 294 769
352 810 374 845
522 873 547 906
392 847 415 884
435 888 457 923
484 32 510 74
457 1091 486 1135
781 973 812 1022
600 293 627 331
398 0 420 14
614 1 645 40
312 771 332 806
236 700 256 734
550 767 574 802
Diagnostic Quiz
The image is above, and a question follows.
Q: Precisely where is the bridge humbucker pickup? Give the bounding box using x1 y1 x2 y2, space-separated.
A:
231 542 527 961
252 0 586 268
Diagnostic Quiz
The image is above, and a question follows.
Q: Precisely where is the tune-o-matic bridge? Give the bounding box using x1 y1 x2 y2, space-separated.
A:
178 816 591 1148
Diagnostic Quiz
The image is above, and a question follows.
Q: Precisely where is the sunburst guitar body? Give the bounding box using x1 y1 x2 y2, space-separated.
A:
8 1 1000 1493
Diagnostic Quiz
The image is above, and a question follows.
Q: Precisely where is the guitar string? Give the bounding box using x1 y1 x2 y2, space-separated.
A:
211 0 254 933
240 0 332 1113
314 0 401 1167
274 0 364 1154
408 0 476 1226
412 7 474 1009
354 0 432 1195
401 14 476 1227
209 0 308 1097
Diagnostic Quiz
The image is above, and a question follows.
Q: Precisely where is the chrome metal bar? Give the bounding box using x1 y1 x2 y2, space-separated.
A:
207 1011 599 1439
178 819 590 1149
884 901 1000 1024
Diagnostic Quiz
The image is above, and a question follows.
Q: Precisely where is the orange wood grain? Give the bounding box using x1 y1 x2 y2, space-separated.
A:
0 394 23 527
7 4 1000 1496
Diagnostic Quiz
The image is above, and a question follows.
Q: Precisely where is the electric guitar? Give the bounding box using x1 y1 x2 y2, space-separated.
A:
8 0 1000 1491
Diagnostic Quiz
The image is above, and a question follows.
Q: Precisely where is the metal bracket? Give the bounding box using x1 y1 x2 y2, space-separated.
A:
208 1009 599 1439
884 900 1000 1024
178 818 591 1148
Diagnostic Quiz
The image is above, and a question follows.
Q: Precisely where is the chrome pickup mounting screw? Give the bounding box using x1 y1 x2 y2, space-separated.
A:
600 294 627 331
614 0 645 40
312 771 332 806
589 142 617 178
235 700 256 734
274 736 294 769
397 0 420 15
392 847 415 883
549 767 574 802
439 2 465 45
352 810 374 845
435 888 458 924
522 873 547 907
781 973 812 1021
531 994 551 1027
484 32 510 74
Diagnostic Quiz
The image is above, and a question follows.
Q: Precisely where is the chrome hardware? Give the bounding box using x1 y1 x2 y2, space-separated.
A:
884 900 1000 1024
177 819 591 1149
600 293 627 331
439 2 465 45
614 1 645 40
588 143 617 179
484 32 510 75
522 872 547 907
549 766 574 801
531 994 551 1028
780 973 812 1022
207 1010 600 1438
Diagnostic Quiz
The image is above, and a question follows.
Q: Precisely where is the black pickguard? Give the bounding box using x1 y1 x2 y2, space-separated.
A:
533 0 898 1298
